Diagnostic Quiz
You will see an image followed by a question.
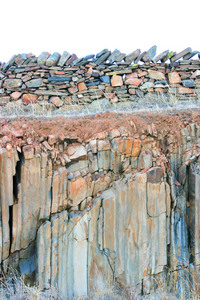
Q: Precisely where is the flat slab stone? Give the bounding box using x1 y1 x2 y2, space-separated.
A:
58 51 71 67
107 49 121 63
26 78 43 88
154 50 169 63
142 45 157 62
37 52 50 65
46 52 61 67
182 79 195 88
170 47 192 62
3 79 22 89
125 49 141 63
48 76 71 82
96 49 109 58
95 51 111 65
183 51 199 60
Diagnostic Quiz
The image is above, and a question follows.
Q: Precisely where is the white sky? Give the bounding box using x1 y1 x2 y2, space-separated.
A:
0 0 199 63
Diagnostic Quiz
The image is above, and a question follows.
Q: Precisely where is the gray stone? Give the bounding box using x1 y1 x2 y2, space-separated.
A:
37 52 50 65
90 98 110 109
46 52 61 66
140 82 154 90
48 76 71 82
182 79 195 88
183 51 199 60
125 49 141 63
115 52 126 62
135 51 146 64
96 49 109 58
100 76 110 84
170 47 192 63
3 54 17 71
84 54 95 60
95 51 111 65
107 49 121 63
26 78 43 88
153 50 169 63
58 51 71 67
142 45 157 62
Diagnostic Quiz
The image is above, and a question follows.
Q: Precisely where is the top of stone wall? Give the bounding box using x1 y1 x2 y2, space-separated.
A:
1 46 200 71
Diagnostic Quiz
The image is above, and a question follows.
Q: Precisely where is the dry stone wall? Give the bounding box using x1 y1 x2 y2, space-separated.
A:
0 46 200 114
0 113 200 298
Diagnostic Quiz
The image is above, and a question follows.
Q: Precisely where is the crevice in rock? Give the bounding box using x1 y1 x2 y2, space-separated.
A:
13 151 24 204
9 205 13 253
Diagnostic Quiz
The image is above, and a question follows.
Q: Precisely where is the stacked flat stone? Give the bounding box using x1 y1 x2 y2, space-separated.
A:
0 46 200 109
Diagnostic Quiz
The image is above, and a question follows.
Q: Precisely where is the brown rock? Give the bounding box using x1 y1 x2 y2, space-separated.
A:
148 70 165 80
68 87 78 94
129 89 135 95
22 94 38 104
125 78 142 86
126 73 138 79
105 93 115 99
68 177 88 206
168 72 181 84
78 82 87 92
131 139 141 157
178 87 193 94
50 96 63 107
3 79 22 89
111 75 123 87
147 167 164 183
10 92 22 101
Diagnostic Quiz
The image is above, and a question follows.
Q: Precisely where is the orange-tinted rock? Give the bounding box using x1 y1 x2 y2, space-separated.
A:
3 79 22 89
105 93 115 99
123 137 134 157
50 96 63 107
78 82 87 92
125 78 142 86
22 93 38 104
168 72 181 84
129 89 135 95
55 71 65 75
111 75 123 87
131 139 142 157
178 87 193 94
68 87 78 94
10 92 22 101
68 177 88 206
148 70 165 80
126 72 138 79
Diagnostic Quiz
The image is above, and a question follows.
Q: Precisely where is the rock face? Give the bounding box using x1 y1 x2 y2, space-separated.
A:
0 113 200 298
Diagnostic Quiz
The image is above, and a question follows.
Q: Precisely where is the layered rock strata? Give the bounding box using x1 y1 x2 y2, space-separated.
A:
0 111 199 298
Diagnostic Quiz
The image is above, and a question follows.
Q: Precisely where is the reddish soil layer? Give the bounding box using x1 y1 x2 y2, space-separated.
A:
0 110 200 148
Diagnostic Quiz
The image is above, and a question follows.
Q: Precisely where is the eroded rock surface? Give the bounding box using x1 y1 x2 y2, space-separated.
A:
0 111 199 298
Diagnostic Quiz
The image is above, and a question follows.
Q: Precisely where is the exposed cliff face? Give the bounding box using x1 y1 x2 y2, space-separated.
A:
0 111 200 298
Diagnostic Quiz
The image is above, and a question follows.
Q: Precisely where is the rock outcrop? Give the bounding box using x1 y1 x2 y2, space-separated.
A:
0 111 199 298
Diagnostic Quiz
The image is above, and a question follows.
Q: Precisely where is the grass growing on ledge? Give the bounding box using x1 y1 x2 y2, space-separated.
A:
0 92 200 119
